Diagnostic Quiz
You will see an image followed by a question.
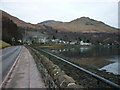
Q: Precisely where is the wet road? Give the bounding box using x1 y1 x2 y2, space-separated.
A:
0 46 22 81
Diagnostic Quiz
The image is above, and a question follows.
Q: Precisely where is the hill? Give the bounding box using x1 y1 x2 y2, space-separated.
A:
2 15 23 44
1 10 47 44
38 17 119 33
1 10 45 30
38 17 119 44
39 20 64 26
1 10 119 44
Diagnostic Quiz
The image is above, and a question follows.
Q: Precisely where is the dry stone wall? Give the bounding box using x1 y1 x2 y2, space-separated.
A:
27 46 84 89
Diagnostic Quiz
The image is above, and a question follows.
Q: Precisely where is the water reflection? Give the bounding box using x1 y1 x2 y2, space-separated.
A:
105 56 119 62
59 46 119 59
49 46 119 60
80 47 91 53
44 45 120 75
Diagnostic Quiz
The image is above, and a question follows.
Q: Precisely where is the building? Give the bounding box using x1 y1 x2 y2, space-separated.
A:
80 41 92 45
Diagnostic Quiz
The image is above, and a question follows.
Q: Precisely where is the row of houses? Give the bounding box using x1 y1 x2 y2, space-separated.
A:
22 35 92 45
38 38 92 45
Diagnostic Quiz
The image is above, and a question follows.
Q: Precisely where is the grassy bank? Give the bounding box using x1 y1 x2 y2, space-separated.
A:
31 44 120 88
41 51 119 88
0 40 11 49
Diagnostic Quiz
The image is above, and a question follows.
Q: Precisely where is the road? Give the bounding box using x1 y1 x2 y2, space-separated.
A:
0 46 22 82
4 47 45 88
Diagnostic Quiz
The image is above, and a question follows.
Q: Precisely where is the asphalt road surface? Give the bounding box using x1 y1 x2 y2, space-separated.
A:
0 46 22 81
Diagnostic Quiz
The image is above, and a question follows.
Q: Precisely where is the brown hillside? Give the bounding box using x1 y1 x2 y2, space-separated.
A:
1 10 45 30
39 17 119 33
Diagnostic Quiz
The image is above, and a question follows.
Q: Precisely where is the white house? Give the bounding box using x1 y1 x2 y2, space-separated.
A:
38 37 48 43
70 41 77 45
80 41 92 45
51 39 60 43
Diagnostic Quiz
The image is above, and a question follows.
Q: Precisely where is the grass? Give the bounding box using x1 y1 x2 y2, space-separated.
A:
70 58 112 69
31 45 120 88
41 51 120 88
0 40 11 49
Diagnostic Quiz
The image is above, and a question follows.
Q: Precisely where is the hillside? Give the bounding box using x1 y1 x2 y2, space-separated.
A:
1 10 119 44
1 10 45 30
38 17 119 33
39 20 64 26
1 10 47 44
2 15 23 44
2 10 118 34
38 17 119 44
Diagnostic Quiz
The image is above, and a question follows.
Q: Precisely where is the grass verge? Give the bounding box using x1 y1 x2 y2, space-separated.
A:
0 40 11 49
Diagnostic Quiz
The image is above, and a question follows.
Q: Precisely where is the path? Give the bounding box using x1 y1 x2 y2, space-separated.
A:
5 46 46 88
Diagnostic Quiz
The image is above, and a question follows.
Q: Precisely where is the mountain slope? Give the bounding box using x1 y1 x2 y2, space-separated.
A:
38 17 118 33
1 10 45 30
1 10 119 44
1 10 48 44
39 20 64 26
37 17 119 44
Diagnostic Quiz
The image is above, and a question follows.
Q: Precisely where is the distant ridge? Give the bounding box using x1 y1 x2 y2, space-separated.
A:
39 20 64 26
2 10 118 33
1 10 120 44
38 17 119 33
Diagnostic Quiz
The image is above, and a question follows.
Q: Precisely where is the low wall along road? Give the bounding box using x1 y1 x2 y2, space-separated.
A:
28 46 83 89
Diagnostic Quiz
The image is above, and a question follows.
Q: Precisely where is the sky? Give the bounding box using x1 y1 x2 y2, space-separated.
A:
0 0 119 28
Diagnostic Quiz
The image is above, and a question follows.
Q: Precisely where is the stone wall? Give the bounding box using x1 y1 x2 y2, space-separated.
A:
27 46 83 89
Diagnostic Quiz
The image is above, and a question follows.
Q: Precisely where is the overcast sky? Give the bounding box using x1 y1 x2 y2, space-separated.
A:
0 0 119 28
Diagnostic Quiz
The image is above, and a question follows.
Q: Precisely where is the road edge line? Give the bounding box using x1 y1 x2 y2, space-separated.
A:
0 46 23 89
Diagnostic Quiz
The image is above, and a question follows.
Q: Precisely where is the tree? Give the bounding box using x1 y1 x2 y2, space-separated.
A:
55 30 58 33
2 17 22 44
52 35 56 39
78 37 81 41
86 39 90 43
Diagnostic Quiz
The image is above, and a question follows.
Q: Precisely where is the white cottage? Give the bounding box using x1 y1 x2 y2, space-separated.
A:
80 41 91 45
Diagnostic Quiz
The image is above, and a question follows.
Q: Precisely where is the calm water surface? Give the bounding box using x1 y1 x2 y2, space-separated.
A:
42 45 120 75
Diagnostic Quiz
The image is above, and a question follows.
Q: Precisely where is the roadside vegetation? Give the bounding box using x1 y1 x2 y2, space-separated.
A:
0 40 11 49
43 49 119 87
2 16 22 45
32 44 120 88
